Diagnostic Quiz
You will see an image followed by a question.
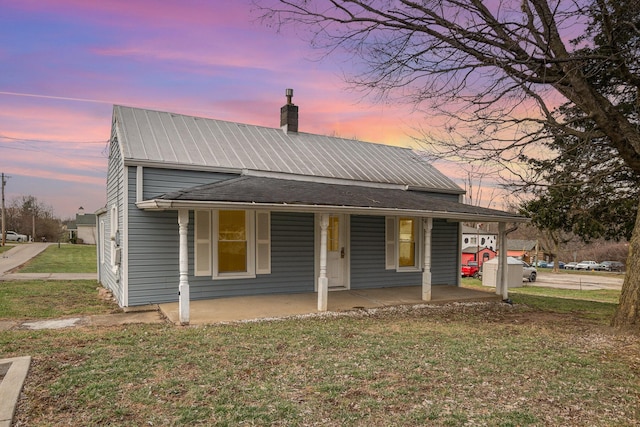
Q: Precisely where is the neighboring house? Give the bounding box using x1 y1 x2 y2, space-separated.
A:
507 239 546 264
461 246 497 267
461 225 498 251
68 207 97 244
96 91 526 323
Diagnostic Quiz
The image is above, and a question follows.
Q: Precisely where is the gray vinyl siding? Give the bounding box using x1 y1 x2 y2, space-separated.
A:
126 168 240 305
126 165 316 304
350 215 422 289
431 219 459 285
99 139 124 304
142 167 238 199
350 216 458 289
189 212 315 301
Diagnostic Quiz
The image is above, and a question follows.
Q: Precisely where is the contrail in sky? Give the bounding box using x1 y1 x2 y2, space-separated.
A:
0 91 111 104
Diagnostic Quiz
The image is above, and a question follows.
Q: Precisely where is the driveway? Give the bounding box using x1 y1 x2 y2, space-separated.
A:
534 271 623 290
0 243 50 275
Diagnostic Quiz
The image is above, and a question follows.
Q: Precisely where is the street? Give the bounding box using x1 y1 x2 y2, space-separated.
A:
534 271 623 291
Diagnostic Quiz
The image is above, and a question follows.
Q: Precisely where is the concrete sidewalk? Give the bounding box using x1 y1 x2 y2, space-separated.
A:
0 356 31 427
0 273 96 281
0 243 50 275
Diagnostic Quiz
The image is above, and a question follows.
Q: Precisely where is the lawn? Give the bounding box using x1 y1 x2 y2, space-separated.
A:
17 244 97 273
0 245 15 254
1 304 639 426
0 280 117 319
1 280 639 425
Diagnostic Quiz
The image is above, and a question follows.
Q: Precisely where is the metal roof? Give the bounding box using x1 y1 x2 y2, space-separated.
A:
137 176 526 222
113 105 464 193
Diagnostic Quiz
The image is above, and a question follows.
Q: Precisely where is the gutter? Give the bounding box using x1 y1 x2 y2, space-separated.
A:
135 199 529 223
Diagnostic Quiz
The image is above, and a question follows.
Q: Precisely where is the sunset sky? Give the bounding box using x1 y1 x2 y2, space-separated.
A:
1 0 473 219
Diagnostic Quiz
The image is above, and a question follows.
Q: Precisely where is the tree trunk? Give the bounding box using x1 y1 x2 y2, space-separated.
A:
611 196 640 329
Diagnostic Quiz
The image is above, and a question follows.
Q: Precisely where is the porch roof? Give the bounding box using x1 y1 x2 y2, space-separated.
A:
137 175 527 223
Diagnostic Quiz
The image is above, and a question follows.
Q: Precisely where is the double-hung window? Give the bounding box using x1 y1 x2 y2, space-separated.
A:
217 210 251 275
386 216 421 271
195 210 270 279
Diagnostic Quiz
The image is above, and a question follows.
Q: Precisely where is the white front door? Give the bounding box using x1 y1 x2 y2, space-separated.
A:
326 214 347 288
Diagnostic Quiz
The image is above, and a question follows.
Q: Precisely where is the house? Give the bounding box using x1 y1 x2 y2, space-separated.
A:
507 239 545 264
68 207 97 244
96 90 526 324
461 246 497 267
461 225 497 251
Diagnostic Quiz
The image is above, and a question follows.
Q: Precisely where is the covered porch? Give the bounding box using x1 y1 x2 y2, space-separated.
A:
158 285 500 325
137 175 524 325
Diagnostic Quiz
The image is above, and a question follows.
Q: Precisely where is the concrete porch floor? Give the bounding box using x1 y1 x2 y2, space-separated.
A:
159 285 500 325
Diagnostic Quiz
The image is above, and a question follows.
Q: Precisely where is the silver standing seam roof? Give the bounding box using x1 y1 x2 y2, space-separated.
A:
113 105 464 193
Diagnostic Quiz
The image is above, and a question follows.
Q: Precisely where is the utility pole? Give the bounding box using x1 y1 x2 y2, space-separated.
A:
1 173 6 246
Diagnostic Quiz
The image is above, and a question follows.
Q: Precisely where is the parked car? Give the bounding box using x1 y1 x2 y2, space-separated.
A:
574 260 603 271
4 231 28 242
547 261 565 269
564 262 578 270
461 261 480 278
535 260 548 268
521 260 537 282
600 261 625 272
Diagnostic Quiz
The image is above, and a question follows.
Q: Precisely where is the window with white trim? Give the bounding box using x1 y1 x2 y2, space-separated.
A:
385 216 421 271
109 205 119 271
195 210 271 279
99 219 105 264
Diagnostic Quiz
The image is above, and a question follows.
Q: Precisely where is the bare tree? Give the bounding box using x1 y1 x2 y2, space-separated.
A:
8 196 63 242
256 0 640 328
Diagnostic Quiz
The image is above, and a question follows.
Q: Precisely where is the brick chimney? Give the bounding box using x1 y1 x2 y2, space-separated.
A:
280 88 298 133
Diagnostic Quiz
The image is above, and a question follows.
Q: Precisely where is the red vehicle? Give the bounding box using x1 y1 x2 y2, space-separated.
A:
461 261 480 278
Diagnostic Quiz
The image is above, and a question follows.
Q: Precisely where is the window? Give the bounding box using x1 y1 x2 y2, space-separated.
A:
109 205 119 272
218 210 248 273
328 216 340 252
196 210 270 279
398 217 417 268
99 220 105 264
385 216 421 271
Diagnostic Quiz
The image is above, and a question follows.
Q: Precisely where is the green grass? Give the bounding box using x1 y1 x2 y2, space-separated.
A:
1 275 637 425
0 280 116 319
2 308 639 426
511 293 617 323
461 277 620 324
17 244 97 273
0 245 14 254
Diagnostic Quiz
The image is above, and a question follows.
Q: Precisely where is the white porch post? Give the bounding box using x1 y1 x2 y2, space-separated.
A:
497 222 508 300
318 214 329 311
178 209 190 324
422 217 433 301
